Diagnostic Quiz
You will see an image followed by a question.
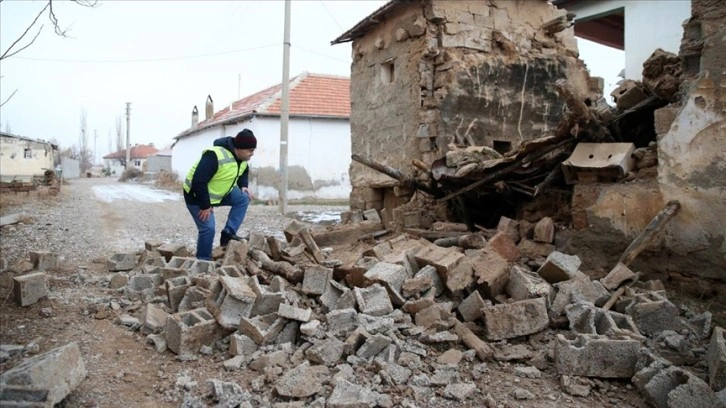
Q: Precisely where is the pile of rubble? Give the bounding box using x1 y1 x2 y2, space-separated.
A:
5 209 725 407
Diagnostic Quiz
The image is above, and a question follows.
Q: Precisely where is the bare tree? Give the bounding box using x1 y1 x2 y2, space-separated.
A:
114 115 127 168
78 109 93 172
0 0 97 107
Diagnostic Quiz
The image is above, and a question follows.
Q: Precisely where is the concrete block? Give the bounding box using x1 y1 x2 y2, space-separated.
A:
141 303 169 334
0 342 86 407
482 297 549 341
277 303 312 322
29 251 59 271
637 364 723 408
415 304 449 328
124 274 154 302
217 265 244 278
356 334 392 360
357 313 394 335
164 307 219 356
611 79 648 111
165 276 192 312
653 105 679 136
537 251 581 284
328 379 385 408
13 272 48 306
362 208 381 223
471 247 510 298
157 243 190 262
354 284 393 316
320 279 353 312
496 216 520 243
247 275 284 317
550 276 610 316
177 286 211 312
326 308 359 334
533 217 555 243
301 264 333 295
364 262 406 293
107 252 137 272
275 362 330 398
457 290 487 322
555 334 641 378
188 259 215 275
229 333 258 358
414 244 465 278
506 265 552 301
623 292 689 336
414 265 444 297
487 232 520 262
109 273 129 289
708 326 726 390
600 262 636 291
206 277 256 329
443 257 475 293
565 302 642 340
402 275 433 298
239 313 286 345
222 239 248 267
305 338 345 366
161 256 194 281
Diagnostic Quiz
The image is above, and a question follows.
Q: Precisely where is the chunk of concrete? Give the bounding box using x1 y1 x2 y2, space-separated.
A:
555 334 641 378
457 290 487 322
506 265 552 301
471 247 510 298
0 342 86 407
221 239 248 266
537 251 581 284
277 303 312 322
600 262 636 291
306 338 345 366
302 264 333 296
239 313 286 345
165 308 220 356
364 262 406 293
206 277 257 329
354 284 393 316
106 252 137 272
327 379 386 408
482 297 549 341
486 232 520 262
496 216 520 243
177 286 211 312
623 292 689 336
141 303 169 334
165 276 192 312
564 302 642 340
274 362 329 398
636 363 723 408
533 217 555 243
413 265 444 297
13 272 48 307
327 308 359 335
356 334 392 360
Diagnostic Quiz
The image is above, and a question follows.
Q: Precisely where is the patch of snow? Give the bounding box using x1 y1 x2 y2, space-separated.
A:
92 184 182 203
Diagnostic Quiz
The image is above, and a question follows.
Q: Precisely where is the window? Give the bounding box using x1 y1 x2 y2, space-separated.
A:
381 59 394 84
24 148 32 159
134 160 141 166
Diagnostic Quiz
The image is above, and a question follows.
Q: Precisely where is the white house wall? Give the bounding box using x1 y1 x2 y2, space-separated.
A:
0 136 55 181
564 0 690 79
172 116 351 201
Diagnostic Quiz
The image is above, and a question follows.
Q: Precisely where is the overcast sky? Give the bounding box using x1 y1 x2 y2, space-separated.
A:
0 0 622 162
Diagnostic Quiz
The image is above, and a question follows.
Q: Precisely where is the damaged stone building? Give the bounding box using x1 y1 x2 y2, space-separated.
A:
333 0 725 279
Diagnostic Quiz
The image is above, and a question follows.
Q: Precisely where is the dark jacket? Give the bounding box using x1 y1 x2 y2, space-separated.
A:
183 137 250 209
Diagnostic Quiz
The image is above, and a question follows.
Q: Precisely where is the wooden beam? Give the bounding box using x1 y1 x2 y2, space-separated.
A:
618 200 681 267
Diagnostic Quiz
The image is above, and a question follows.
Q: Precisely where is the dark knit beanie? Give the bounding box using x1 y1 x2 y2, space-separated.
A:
233 129 257 149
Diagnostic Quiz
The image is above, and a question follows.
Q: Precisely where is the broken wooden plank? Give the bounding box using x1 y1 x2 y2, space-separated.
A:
351 154 439 196
299 228 325 263
404 228 469 240
617 200 681 267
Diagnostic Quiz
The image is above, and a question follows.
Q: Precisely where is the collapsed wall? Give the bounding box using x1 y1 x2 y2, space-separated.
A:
344 0 591 215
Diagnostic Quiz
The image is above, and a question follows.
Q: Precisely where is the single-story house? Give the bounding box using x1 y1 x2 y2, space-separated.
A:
103 144 159 175
172 71 351 201
0 131 58 182
146 146 173 175
553 0 691 80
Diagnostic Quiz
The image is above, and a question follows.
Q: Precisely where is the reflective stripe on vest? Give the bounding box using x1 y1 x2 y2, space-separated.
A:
183 146 247 204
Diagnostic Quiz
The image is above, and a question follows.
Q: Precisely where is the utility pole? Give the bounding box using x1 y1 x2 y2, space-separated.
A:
93 129 98 166
278 0 291 215
125 102 131 169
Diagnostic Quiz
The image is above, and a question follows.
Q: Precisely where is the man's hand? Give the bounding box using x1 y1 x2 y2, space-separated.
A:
198 208 213 222
242 187 254 200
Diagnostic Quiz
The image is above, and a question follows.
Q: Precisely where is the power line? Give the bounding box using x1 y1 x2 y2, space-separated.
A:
13 43 278 63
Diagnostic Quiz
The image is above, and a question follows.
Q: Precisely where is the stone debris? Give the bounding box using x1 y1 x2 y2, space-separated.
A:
0 342 86 407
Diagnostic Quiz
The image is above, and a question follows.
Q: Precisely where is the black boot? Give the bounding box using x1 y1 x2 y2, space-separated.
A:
220 231 243 247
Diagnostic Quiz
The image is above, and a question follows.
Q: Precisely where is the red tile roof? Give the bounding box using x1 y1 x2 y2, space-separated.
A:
103 144 159 159
176 72 350 139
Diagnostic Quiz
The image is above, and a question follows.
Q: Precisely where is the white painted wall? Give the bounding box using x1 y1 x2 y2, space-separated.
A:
0 136 55 181
172 116 351 200
563 0 690 79
103 158 149 176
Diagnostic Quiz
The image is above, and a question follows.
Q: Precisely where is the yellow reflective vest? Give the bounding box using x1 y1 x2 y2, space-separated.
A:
183 146 248 204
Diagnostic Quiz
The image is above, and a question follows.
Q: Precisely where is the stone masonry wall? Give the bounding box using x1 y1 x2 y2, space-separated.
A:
348 0 590 212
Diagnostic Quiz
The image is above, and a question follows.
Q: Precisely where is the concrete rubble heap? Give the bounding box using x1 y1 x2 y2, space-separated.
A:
48 214 723 407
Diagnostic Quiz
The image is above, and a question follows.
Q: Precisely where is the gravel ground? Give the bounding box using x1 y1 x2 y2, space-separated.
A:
0 177 347 269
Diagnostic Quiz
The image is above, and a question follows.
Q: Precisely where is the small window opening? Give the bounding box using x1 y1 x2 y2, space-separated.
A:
24 148 32 159
381 60 394 84
134 160 141 166
492 140 512 155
